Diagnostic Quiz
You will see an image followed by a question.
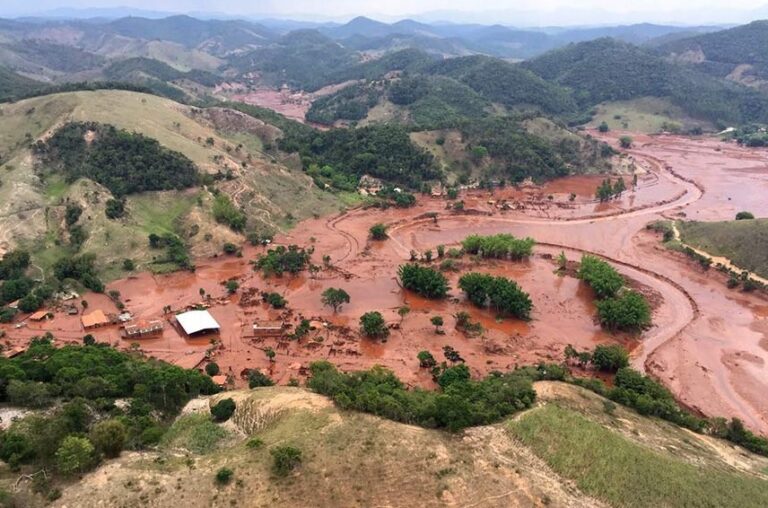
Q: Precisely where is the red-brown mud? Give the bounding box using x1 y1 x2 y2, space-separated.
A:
3 131 768 434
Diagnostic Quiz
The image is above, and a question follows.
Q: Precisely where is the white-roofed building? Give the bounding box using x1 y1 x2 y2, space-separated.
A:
175 310 221 337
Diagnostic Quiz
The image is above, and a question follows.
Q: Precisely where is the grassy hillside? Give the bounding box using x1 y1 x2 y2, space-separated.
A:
678 219 768 279
511 403 768 508
587 97 713 133
41 382 768 508
0 90 342 278
523 38 768 126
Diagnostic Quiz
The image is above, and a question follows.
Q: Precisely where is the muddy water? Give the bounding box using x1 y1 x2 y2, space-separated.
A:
3 132 768 434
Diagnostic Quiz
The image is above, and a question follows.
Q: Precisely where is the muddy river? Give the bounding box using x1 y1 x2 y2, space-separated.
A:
3 131 768 434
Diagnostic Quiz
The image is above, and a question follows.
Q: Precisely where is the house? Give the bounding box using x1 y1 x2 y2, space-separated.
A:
123 320 163 339
253 320 284 337
175 310 220 337
81 309 110 330
28 310 51 322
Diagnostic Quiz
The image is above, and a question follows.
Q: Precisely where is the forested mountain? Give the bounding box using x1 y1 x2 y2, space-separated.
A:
0 65 42 100
226 30 360 91
658 20 768 85
522 38 768 125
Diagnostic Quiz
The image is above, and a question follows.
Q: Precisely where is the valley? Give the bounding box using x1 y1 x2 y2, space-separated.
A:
2 9 768 506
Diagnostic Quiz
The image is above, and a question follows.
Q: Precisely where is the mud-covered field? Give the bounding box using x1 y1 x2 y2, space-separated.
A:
3 131 768 434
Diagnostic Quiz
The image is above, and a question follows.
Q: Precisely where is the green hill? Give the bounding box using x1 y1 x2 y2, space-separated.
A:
523 38 768 125
659 20 768 86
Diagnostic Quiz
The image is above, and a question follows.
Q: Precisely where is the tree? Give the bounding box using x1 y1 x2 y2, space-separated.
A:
321 288 350 313
735 211 755 220
205 362 220 376
598 121 609 133
271 446 302 476
104 198 126 219
369 223 388 240
596 290 652 332
248 369 274 388
210 398 236 422
397 264 450 299
360 311 388 339
215 467 233 485
417 350 436 368
90 419 127 458
55 436 94 475
225 280 239 294
619 136 633 149
430 316 444 333
591 344 630 372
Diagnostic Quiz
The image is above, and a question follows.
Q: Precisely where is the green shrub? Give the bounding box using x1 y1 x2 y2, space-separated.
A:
596 291 651 331
248 369 274 388
591 344 630 372
578 255 624 299
369 223 388 240
55 436 94 475
215 467 233 485
271 446 302 476
210 398 236 422
90 419 127 458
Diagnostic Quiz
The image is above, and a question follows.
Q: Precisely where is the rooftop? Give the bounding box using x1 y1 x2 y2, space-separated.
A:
176 310 220 335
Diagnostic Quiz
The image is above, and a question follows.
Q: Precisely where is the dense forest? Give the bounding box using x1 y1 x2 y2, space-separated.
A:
34 122 199 197
280 123 439 188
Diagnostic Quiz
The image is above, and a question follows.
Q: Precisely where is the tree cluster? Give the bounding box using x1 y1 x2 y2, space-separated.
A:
0 336 218 485
461 234 535 260
397 264 450 299
306 361 536 432
254 245 311 277
34 122 198 198
458 272 533 320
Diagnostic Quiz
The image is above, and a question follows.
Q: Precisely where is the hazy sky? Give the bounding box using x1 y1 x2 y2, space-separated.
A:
2 0 767 25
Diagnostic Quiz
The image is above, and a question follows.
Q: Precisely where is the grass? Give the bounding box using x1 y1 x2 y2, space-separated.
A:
588 97 712 133
160 414 229 455
129 192 197 236
678 219 768 279
43 174 69 202
509 404 768 508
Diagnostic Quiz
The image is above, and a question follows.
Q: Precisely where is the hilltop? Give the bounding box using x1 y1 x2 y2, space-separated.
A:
47 383 768 508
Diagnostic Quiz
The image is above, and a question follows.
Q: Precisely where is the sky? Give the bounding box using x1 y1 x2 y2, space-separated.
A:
2 0 767 26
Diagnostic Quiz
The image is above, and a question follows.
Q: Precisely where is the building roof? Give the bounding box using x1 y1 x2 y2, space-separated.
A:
176 310 220 335
253 320 283 330
29 310 49 321
81 309 109 328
